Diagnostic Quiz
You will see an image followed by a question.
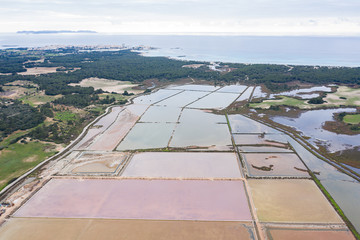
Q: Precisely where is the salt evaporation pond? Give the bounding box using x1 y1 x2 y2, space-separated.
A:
179 108 227 124
187 92 240 109
117 123 175 150
243 153 309 177
266 227 354 240
170 109 232 149
233 134 288 147
271 108 360 152
0 218 256 240
229 115 281 134
139 106 181 123
248 179 343 223
217 85 247 94
166 84 220 92
156 90 209 107
237 87 254 102
5 84 360 239
132 89 182 105
73 107 124 150
170 123 231 149
122 152 242 178
229 113 360 232
14 179 252 221
238 146 293 153
88 108 140 151
322 179 360 233
251 86 267 99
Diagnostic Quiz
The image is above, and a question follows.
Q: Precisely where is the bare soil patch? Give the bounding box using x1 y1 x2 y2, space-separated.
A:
69 77 140 94
18 67 59 75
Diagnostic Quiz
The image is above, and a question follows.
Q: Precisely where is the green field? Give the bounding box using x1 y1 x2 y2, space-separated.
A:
0 142 56 190
343 114 360 124
54 111 77 122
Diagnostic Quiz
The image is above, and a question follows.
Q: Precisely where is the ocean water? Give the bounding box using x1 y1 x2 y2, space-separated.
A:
1 34 360 67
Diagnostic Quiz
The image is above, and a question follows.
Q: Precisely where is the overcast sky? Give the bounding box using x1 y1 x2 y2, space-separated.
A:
1 0 360 35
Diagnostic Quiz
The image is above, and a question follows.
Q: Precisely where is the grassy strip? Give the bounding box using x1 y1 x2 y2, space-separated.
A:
310 172 360 239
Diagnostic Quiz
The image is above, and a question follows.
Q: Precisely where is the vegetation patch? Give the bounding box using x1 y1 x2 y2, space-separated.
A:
249 96 310 109
343 114 360 125
54 111 77 122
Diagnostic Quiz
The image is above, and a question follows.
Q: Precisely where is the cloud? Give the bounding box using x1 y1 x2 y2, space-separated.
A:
0 0 359 35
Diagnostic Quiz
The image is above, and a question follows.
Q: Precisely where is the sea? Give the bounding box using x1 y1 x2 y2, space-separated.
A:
1 33 360 67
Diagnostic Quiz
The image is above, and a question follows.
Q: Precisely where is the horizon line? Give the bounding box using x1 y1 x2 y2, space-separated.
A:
1 31 360 37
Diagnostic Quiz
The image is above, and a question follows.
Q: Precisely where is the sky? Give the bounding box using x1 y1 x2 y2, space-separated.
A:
0 0 360 35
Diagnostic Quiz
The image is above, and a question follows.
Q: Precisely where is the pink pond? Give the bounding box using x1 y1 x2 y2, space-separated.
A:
14 179 252 221
88 108 139 151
